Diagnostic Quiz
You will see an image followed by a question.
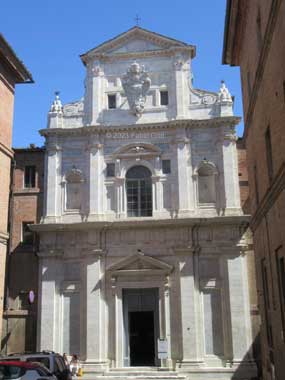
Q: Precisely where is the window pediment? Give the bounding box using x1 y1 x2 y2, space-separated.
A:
65 167 85 183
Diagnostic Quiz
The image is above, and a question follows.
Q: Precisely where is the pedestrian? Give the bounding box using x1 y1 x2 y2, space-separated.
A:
63 353 69 369
70 354 79 376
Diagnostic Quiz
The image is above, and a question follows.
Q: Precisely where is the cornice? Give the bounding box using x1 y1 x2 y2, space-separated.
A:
91 46 194 62
40 117 241 138
244 0 282 138
30 215 250 233
0 141 14 159
80 26 196 64
250 162 285 232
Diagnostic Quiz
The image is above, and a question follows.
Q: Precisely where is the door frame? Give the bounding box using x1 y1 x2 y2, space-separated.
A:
112 280 171 368
123 288 159 366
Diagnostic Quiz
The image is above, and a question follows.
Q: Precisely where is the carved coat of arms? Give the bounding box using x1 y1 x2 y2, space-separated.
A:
122 62 151 116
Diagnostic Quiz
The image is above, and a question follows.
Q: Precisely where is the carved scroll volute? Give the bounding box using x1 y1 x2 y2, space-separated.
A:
121 61 151 117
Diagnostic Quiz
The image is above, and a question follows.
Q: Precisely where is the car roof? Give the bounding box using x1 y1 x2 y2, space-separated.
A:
4 352 57 357
0 361 40 369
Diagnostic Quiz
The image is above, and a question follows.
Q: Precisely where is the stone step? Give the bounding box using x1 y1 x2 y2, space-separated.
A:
80 369 186 380
82 376 185 380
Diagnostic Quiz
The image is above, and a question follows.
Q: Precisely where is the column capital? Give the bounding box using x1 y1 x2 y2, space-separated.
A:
86 142 104 152
37 249 64 258
114 176 125 184
46 143 62 154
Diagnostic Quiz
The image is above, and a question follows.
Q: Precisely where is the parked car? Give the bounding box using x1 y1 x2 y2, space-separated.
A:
0 360 57 380
0 352 71 380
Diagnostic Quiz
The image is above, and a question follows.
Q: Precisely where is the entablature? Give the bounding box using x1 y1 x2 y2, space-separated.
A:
40 116 241 138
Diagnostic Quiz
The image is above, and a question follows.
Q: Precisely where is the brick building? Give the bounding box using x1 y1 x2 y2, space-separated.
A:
0 34 33 344
1 146 44 353
237 137 250 214
223 1 285 379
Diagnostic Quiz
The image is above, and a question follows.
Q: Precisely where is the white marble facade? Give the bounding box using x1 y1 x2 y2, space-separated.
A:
34 27 257 379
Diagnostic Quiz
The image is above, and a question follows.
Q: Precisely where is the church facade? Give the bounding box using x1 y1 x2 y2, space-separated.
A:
33 27 257 379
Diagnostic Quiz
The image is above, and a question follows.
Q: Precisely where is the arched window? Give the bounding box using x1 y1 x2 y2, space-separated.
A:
65 168 84 211
197 162 217 205
126 166 152 217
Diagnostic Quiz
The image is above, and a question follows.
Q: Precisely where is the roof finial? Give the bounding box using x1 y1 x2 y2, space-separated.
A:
134 14 141 26
218 80 232 103
50 91 63 113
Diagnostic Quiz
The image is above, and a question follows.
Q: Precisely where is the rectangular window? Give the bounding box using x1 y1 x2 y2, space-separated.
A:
160 90 169 106
162 159 171 174
22 222 34 245
247 71 252 98
254 164 259 205
256 8 263 50
275 246 285 340
106 163 115 177
265 126 273 182
24 166 36 188
108 94 116 109
261 259 273 347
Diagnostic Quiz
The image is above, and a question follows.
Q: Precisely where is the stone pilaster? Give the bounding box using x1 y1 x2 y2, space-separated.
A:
221 126 241 213
176 129 192 213
177 249 203 367
83 253 106 365
227 254 252 363
91 62 105 124
173 55 189 119
37 253 63 351
44 142 62 221
88 142 104 220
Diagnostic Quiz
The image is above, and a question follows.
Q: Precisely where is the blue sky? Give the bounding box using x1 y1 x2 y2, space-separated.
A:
1 0 243 147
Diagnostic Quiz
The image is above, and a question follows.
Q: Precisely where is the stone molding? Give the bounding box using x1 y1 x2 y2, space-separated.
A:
106 251 173 277
37 249 64 258
112 142 161 159
244 0 282 137
0 141 14 159
80 26 195 64
250 162 285 231
40 117 241 137
30 215 250 232
0 231 9 245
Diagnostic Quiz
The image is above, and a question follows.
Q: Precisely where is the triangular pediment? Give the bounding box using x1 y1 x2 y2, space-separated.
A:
107 252 173 276
107 38 163 54
80 26 195 63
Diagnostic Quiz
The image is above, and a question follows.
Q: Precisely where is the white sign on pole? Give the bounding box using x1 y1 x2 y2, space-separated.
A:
158 339 168 359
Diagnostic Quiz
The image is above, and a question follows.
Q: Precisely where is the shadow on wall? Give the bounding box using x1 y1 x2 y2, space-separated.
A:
232 333 262 380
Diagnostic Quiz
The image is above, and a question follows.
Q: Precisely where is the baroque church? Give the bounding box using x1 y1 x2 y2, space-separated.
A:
33 27 257 379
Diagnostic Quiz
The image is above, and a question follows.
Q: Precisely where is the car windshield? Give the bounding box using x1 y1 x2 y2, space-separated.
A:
26 358 50 369
0 365 25 380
